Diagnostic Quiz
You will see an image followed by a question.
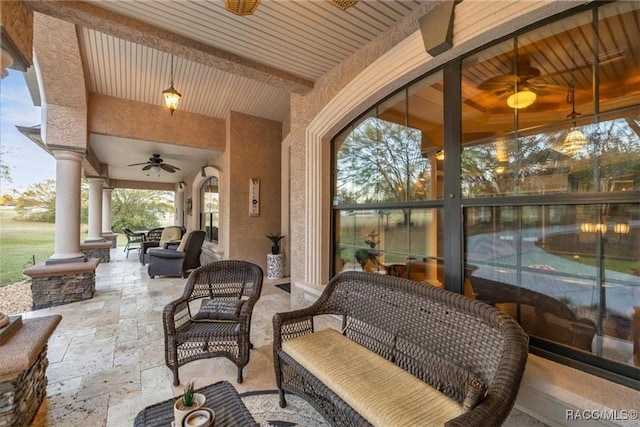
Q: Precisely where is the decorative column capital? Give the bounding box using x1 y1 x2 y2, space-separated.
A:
50 147 85 163
85 176 106 184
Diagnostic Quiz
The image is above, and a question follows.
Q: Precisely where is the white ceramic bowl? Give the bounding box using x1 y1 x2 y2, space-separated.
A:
182 407 215 427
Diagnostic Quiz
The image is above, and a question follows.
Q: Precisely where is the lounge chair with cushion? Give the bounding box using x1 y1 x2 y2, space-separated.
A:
140 226 184 265
148 230 206 278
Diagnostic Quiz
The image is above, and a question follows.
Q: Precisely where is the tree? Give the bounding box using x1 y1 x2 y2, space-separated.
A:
13 181 173 229
0 146 12 184
111 188 173 232
14 179 57 222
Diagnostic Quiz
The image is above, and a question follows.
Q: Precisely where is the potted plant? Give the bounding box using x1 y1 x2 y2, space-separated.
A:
266 233 285 255
173 380 206 426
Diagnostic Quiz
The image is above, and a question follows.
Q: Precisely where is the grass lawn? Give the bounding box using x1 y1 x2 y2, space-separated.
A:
0 207 56 286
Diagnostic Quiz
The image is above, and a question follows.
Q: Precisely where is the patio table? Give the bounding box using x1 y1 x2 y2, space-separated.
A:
133 381 258 426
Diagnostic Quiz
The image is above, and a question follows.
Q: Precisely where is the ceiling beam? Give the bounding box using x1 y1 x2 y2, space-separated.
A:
24 0 314 93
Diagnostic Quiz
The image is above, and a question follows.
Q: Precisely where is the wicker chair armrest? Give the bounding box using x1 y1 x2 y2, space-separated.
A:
141 240 160 252
163 298 190 335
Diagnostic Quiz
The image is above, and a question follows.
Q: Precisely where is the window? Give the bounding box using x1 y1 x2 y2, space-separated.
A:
331 2 639 386
200 176 219 243
333 71 445 286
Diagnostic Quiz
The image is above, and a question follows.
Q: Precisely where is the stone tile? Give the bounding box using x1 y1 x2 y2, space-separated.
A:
78 362 140 400
46 376 82 397
31 393 110 426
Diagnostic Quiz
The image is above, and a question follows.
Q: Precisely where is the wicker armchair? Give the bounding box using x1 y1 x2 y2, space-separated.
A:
122 228 145 258
163 260 263 386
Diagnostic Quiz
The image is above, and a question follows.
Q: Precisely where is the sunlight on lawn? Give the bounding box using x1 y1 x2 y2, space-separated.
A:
0 207 55 286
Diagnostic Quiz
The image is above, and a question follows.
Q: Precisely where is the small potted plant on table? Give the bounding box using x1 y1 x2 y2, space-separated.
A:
173 380 206 426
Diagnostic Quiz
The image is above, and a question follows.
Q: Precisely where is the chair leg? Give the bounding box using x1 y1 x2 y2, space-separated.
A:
172 368 180 386
279 389 287 408
237 367 243 384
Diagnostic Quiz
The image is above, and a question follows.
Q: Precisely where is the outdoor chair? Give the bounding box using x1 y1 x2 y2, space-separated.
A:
139 226 184 265
122 227 146 258
148 230 206 278
163 260 264 385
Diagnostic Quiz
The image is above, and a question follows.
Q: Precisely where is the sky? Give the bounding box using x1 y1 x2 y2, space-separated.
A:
0 69 55 195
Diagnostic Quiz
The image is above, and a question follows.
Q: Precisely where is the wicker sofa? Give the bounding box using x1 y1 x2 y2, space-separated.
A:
273 271 529 427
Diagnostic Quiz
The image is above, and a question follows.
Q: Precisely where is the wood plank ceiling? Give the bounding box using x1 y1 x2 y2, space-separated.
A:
78 0 424 122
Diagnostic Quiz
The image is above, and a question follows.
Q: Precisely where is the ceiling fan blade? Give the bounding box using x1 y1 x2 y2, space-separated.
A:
160 163 180 172
478 75 519 90
127 162 149 167
142 164 153 171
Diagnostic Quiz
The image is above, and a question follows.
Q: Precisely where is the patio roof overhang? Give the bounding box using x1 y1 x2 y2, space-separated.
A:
19 0 428 187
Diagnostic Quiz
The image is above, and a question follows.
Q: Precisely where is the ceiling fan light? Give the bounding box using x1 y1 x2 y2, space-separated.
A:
163 84 181 115
225 0 261 15
614 221 630 235
506 89 537 109
561 127 586 155
331 0 359 10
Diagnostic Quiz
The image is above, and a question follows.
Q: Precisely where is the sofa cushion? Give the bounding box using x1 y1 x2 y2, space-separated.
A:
191 299 244 322
282 329 464 426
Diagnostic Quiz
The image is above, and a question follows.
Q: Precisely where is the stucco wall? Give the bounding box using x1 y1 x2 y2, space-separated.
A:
88 93 225 151
33 13 87 150
0 0 33 67
227 111 282 272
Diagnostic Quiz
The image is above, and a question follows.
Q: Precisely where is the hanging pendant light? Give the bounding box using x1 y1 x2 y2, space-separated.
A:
561 82 586 155
332 0 359 10
162 55 181 115
225 0 260 16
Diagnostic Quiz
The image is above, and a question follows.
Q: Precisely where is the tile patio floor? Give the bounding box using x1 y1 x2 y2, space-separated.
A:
21 247 545 426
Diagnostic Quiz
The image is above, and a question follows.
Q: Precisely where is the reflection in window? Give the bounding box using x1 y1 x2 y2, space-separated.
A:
331 2 639 383
335 117 430 203
461 2 640 198
335 208 444 287
464 203 639 366
200 177 219 243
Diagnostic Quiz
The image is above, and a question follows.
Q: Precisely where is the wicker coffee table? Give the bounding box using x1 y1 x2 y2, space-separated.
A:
133 381 258 426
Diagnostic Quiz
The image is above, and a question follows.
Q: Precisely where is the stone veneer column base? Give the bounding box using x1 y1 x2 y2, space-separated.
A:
102 233 118 248
0 346 49 427
81 241 112 263
0 316 62 427
23 258 100 310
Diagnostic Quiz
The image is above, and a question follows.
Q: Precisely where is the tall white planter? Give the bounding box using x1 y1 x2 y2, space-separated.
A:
267 253 284 279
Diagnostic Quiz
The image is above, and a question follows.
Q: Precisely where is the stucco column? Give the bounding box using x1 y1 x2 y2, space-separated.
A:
175 183 185 227
47 149 85 264
85 177 105 242
102 187 113 234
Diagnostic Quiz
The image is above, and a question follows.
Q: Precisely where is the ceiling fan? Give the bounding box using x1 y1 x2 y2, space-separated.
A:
477 55 565 109
127 154 181 173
